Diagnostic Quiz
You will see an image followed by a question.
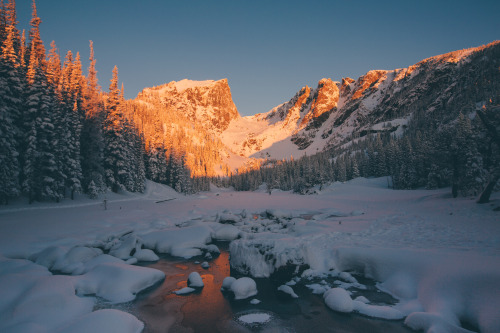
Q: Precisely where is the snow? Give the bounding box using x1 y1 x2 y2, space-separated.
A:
221 276 236 290
174 287 196 295
141 225 212 258
133 249 159 262
0 178 499 332
171 79 216 93
238 312 271 324
212 224 241 241
230 277 258 300
74 261 165 303
56 309 144 333
201 261 210 269
187 271 204 288
323 288 354 313
277 284 298 298
250 298 261 305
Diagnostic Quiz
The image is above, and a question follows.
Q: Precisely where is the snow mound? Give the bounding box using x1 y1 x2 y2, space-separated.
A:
277 284 298 298
56 309 144 333
212 224 241 241
323 288 353 313
141 225 212 258
221 276 236 290
133 249 159 262
230 277 258 300
187 272 204 288
75 262 165 303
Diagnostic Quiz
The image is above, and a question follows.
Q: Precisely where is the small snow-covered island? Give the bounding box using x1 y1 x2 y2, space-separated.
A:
1 1 500 333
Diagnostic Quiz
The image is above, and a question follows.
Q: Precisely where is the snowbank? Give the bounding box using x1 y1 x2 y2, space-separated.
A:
74 261 165 303
141 225 212 258
227 277 258 300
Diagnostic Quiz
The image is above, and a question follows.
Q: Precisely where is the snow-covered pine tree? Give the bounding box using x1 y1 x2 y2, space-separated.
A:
103 66 128 192
0 36 22 204
81 40 106 196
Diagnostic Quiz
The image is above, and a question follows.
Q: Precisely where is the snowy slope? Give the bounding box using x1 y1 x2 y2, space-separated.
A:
220 41 500 164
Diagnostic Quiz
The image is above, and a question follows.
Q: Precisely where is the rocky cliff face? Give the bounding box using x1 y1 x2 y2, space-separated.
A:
243 40 500 158
133 41 499 170
136 78 240 132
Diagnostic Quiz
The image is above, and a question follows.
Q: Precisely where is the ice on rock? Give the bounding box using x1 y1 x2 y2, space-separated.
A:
323 288 353 313
306 283 330 294
174 287 196 295
29 246 69 270
231 277 258 300
221 276 236 290
187 272 204 288
52 246 103 274
141 225 212 258
205 244 220 255
56 309 144 333
125 258 138 265
354 295 370 304
212 224 241 241
109 234 141 260
133 249 159 262
353 301 405 320
277 284 298 298
218 212 240 224
201 261 210 269
238 312 271 324
75 262 165 303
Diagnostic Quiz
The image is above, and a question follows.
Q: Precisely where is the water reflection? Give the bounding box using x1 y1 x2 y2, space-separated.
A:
132 247 415 333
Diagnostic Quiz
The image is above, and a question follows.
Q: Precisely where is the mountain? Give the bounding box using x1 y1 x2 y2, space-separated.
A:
222 41 499 162
136 79 239 133
129 41 499 177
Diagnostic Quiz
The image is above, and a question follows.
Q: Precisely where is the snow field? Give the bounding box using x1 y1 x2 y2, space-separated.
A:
0 178 499 332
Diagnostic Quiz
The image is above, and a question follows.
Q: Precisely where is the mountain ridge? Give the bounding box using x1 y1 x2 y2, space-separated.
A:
131 40 499 173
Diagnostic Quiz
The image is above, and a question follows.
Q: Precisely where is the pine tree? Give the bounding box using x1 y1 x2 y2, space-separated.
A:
27 0 45 68
103 66 128 192
0 53 22 203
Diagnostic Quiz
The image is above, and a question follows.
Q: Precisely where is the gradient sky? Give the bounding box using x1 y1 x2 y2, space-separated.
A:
16 0 500 116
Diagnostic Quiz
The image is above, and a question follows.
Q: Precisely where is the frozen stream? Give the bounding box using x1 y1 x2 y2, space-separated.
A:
104 244 415 333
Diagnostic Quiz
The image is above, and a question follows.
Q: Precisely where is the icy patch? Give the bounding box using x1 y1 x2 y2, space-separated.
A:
250 298 261 305
353 301 405 320
174 287 196 295
238 312 271 324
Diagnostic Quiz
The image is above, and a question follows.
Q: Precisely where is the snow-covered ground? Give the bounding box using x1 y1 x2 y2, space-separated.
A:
0 179 499 332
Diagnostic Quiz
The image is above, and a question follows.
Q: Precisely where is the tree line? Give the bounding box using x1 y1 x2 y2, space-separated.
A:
0 0 201 204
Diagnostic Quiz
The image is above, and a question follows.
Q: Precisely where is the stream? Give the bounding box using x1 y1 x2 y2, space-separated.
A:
102 244 415 333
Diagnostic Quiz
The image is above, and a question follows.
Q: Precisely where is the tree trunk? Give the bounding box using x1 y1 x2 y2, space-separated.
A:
477 175 500 204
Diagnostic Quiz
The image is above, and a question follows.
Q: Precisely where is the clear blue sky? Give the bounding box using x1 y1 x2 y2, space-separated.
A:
16 0 500 116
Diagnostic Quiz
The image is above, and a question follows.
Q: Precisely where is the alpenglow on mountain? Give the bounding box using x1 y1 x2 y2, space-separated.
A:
130 41 499 173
